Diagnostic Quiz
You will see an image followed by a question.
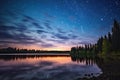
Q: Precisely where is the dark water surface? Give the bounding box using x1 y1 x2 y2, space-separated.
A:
0 54 102 80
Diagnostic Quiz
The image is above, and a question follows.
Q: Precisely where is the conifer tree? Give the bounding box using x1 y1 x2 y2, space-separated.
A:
111 20 120 51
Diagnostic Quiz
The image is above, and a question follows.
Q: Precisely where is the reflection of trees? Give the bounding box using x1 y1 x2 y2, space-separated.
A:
95 56 120 79
70 46 98 65
71 56 103 66
71 57 94 65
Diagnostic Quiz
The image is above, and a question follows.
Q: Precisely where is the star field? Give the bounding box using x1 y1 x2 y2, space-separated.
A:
0 0 120 50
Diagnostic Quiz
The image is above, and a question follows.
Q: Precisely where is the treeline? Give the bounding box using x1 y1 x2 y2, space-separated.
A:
71 20 120 57
70 44 97 58
0 47 69 53
97 20 120 54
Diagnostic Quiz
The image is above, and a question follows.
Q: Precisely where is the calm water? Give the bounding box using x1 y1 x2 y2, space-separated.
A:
0 54 102 80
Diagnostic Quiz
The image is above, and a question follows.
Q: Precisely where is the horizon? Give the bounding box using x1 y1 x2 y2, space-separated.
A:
0 0 120 50
0 47 70 51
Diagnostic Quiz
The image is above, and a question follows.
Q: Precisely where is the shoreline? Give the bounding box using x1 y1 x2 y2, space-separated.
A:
0 53 70 56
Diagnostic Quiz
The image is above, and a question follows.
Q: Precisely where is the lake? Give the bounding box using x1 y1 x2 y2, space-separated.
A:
0 54 102 80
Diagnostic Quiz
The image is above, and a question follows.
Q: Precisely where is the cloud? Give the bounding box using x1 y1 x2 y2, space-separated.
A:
22 18 29 22
32 22 44 29
57 28 66 33
37 30 48 34
23 15 35 21
0 31 14 39
21 14 44 29
78 41 91 45
0 10 82 49
41 43 55 48
0 23 29 35
21 14 35 22
0 32 46 45
0 10 58 49
68 34 78 39
54 33 70 40
41 35 47 39
19 13 46 30
52 31 79 41
0 24 36 44
0 25 16 31
0 24 55 48
44 20 52 29
0 39 33 44
14 23 28 32
0 25 19 39
47 39 65 44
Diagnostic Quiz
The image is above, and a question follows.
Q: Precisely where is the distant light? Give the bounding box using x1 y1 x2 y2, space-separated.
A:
100 18 104 21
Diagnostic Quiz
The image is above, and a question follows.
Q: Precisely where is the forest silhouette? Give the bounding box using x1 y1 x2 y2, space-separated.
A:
70 20 120 57
0 47 69 53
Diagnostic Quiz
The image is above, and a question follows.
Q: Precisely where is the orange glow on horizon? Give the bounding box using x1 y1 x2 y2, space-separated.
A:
7 44 73 51
0 56 86 66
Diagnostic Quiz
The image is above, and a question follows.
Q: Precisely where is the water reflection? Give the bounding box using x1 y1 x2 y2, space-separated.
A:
0 55 70 61
0 54 102 80
71 57 97 65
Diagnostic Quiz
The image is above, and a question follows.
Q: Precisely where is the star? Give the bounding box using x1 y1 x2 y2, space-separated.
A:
100 18 104 21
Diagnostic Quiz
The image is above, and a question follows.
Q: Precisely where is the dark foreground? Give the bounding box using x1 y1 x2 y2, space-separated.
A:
0 54 120 80
76 55 120 80
0 54 102 80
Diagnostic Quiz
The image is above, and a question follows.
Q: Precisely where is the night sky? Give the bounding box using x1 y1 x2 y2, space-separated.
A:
0 0 120 50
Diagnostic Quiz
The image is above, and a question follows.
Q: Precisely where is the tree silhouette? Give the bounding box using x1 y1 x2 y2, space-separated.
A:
102 36 110 54
96 37 103 53
108 32 112 43
71 20 120 57
112 20 120 51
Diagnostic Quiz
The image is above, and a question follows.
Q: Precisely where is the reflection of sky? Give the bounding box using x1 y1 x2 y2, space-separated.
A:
0 0 120 50
0 56 102 79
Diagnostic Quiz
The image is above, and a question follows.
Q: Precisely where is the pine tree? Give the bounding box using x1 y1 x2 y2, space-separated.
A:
97 37 103 53
111 20 120 51
102 36 110 54
108 32 112 51
108 32 112 43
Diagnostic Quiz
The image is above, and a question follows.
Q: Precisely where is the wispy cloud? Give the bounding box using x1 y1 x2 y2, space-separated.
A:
57 28 66 34
32 22 44 29
54 33 70 40
44 20 52 29
0 10 90 50
41 43 55 48
37 30 48 34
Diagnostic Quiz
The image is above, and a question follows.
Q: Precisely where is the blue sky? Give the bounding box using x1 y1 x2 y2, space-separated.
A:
0 0 120 50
